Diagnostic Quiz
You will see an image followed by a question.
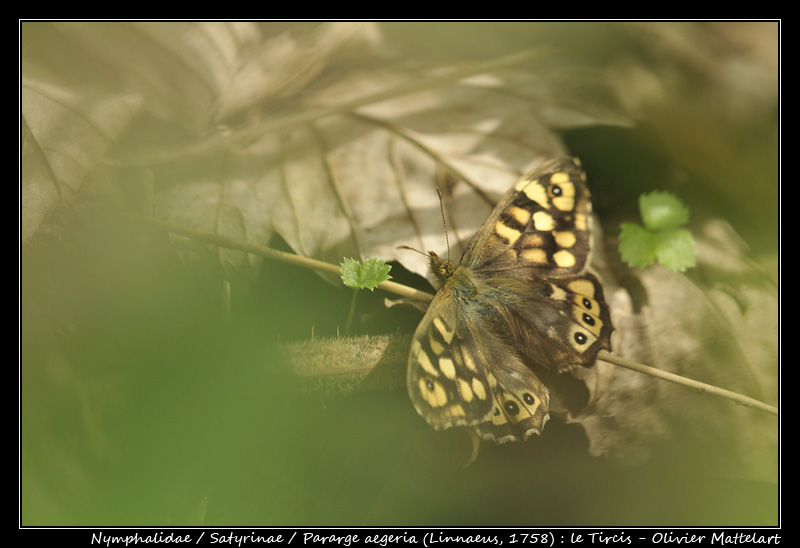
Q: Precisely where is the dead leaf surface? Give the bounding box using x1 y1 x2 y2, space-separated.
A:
21 22 632 280
570 219 778 483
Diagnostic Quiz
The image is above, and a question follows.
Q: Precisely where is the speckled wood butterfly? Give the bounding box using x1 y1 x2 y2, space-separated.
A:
407 158 613 443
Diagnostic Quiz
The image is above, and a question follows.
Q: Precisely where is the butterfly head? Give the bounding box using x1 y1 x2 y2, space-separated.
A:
427 251 455 286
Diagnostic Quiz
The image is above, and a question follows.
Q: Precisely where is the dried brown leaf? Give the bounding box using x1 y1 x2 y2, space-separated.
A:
569 219 778 483
152 59 632 279
53 21 262 131
21 58 143 240
22 23 632 276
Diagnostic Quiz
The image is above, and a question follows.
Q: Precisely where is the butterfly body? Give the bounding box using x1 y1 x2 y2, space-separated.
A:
407 158 613 443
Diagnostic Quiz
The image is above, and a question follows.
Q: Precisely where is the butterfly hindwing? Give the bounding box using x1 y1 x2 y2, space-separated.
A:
479 272 612 374
475 363 550 443
407 157 613 443
542 273 612 370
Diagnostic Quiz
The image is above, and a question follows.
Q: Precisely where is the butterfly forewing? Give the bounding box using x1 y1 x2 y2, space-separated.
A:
407 157 613 443
463 158 594 277
407 288 495 428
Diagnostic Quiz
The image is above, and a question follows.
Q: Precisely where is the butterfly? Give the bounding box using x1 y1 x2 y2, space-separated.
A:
407 158 613 443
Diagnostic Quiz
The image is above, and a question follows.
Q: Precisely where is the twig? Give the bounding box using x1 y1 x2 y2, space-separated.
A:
127 212 778 418
122 212 432 303
597 351 778 416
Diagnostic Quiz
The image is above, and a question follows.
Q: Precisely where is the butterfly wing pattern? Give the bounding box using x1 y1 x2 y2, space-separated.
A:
407 158 613 443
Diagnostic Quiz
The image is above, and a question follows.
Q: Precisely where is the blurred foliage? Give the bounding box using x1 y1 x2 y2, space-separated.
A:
619 191 697 271
21 21 778 525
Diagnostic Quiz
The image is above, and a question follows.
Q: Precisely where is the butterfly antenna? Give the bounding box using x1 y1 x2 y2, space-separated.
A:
436 188 451 261
397 245 427 257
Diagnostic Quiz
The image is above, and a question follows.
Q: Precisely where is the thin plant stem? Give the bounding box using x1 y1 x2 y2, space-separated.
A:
344 288 358 338
124 212 778 418
598 351 778 416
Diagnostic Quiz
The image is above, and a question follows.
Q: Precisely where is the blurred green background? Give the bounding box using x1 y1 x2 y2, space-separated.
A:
21 21 779 525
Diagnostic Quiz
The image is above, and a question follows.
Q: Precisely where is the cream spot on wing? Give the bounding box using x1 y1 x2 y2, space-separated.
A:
520 180 549 207
446 404 466 419
553 249 576 268
472 378 487 400
520 233 545 248
433 316 454 344
574 212 589 231
428 331 444 356
458 378 473 402
568 278 596 297
439 357 456 380
551 180 576 211
554 231 577 248
462 349 478 372
550 284 568 301
520 248 548 265
490 404 508 426
494 220 521 245
552 196 574 212
416 347 438 377
419 378 448 407
507 206 532 226
514 176 531 191
532 211 555 231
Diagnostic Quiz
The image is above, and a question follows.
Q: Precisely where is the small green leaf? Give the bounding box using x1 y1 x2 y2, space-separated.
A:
340 257 362 288
340 257 392 291
619 190 697 273
639 191 690 232
360 257 392 290
619 222 657 268
654 228 697 272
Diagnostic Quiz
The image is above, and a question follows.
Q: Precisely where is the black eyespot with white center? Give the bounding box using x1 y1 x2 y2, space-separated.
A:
551 184 563 197
504 401 520 416
523 393 536 405
582 313 595 326
583 297 592 309
574 332 588 345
